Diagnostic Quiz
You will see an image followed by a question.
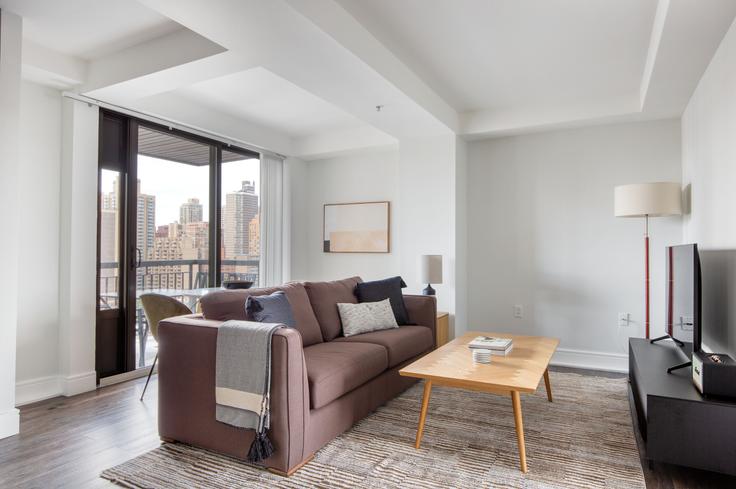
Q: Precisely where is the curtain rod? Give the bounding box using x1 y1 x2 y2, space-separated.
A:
62 92 288 160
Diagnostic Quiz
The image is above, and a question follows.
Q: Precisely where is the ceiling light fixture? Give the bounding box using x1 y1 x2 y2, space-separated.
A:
375 105 384 112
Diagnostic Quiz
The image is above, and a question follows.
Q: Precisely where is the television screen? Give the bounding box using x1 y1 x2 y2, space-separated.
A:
699 249 736 358
666 244 700 357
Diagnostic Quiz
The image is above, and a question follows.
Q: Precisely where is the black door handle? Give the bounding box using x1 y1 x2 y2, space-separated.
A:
135 247 142 268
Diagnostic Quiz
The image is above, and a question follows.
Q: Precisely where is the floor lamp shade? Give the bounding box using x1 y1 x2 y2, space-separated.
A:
614 182 682 217
614 182 682 339
419 255 442 295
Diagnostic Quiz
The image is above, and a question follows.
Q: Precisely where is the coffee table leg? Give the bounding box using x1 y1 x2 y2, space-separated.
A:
414 380 433 448
543 368 553 402
511 390 528 473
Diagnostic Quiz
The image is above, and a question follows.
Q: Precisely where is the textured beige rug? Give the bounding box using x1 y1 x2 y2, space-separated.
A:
102 371 644 488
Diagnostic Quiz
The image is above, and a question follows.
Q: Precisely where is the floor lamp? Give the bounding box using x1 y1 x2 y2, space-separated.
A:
614 182 682 339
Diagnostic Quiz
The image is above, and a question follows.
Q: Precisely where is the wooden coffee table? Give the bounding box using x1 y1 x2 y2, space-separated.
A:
399 332 559 473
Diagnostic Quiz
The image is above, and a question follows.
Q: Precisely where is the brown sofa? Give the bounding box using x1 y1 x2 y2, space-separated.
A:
157 276 437 475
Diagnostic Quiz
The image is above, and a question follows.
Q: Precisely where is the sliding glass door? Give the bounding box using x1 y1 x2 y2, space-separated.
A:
133 126 213 368
96 111 260 379
221 149 261 286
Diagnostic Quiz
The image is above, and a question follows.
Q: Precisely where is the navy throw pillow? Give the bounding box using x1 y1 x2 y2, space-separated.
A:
355 276 410 325
245 291 296 328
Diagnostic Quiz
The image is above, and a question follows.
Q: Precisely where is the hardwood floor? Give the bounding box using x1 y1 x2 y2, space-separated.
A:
0 376 160 488
1 368 735 488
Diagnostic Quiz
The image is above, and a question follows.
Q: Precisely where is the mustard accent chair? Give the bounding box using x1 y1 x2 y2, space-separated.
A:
139 293 192 400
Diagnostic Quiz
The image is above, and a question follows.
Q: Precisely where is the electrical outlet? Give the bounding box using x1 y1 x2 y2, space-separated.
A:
680 316 694 331
618 312 631 327
513 305 523 319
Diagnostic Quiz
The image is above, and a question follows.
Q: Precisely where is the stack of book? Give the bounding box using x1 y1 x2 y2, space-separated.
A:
468 336 513 363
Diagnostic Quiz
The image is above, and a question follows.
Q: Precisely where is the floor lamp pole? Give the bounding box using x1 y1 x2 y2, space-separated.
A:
644 214 650 339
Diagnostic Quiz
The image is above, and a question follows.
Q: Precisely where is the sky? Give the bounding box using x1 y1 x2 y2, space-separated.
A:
101 155 260 227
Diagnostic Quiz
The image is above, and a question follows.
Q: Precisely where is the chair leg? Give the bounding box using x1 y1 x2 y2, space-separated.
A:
140 354 158 401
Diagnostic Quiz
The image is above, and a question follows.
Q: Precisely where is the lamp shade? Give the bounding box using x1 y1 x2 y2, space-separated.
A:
614 182 682 218
419 255 443 284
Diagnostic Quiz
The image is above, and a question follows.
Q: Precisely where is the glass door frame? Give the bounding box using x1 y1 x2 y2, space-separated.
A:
96 109 259 378
96 112 136 377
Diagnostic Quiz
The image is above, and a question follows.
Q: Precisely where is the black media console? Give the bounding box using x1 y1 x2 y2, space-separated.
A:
629 338 736 475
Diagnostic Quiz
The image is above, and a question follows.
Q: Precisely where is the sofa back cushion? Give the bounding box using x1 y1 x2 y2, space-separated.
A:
200 283 323 346
304 276 362 341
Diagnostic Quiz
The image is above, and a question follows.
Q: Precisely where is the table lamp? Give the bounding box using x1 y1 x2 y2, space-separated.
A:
614 182 682 338
419 255 443 296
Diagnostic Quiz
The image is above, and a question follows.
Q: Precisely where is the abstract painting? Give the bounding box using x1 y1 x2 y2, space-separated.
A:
323 201 390 253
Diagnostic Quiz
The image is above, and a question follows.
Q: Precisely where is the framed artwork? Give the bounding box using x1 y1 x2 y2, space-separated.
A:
323 201 390 253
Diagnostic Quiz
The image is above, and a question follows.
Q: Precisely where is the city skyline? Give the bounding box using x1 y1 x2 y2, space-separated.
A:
98 154 262 294
100 154 260 227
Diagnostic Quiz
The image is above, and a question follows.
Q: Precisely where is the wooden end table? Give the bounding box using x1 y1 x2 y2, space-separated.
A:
399 331 559 473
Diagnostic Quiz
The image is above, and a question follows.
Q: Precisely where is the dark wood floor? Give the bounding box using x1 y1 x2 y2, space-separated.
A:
0 376 160 488
1 367 735 488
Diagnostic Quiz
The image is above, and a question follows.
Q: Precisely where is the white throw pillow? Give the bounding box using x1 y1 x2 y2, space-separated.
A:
337 299 399 337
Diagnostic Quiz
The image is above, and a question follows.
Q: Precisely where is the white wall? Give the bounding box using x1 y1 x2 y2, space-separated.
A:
291 149 400 282
396 136 457 315
15 81 63 403
467 119 682 371
453 138 468 338
288 138 462 335
682 17 736 356
58 98 99 396
0 9 22 439
682 17 736 248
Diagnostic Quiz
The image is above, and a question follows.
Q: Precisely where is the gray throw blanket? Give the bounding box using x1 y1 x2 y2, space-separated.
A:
215 320 284 462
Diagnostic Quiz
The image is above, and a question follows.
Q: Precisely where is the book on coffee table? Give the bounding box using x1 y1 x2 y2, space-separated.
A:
489 344 514 355
468 336 513 351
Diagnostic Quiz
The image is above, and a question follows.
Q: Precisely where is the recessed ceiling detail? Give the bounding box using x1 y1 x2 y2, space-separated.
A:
0 0 181 60
174 68 370 139
4 0 736 151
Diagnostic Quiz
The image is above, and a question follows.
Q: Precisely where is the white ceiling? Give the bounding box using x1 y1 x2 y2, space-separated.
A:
5 0 736 154
174 68 367 139
336 0 659 113
0 0 180 60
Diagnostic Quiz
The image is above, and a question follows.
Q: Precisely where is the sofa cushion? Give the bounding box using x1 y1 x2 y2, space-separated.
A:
337 299 398 337
333 326 433 367
200 283 323 346
355 276 410 325
245 291 295 327
304 276 362 341
303 341 388 409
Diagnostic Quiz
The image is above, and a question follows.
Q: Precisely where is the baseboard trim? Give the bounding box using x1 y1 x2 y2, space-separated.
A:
0 408 20 440
16 375 63 406
16 371 97 406
551 347 628 373
99 366 153 387
62 371 97 397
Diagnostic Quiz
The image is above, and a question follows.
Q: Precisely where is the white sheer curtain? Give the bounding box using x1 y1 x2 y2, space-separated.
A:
259 154 285 287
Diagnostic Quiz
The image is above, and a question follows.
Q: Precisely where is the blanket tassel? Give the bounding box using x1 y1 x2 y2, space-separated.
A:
247 431 275 463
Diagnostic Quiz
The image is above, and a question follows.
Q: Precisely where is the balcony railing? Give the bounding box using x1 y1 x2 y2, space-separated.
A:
99 258 259 308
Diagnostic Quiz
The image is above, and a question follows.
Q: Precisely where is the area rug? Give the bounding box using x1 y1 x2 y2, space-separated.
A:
101 371 644 488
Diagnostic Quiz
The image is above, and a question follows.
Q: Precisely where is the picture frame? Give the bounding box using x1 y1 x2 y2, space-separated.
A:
323 201 390 253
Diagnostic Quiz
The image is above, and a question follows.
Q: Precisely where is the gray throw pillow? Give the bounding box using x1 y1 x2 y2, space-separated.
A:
337 298 398 337
245 291 296 327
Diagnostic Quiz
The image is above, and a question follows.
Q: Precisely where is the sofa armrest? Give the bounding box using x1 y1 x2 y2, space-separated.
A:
403 294 438 346
157 316 310 473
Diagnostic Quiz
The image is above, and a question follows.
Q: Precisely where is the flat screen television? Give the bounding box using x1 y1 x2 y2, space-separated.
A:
699 249 736 358
652 244 701 372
